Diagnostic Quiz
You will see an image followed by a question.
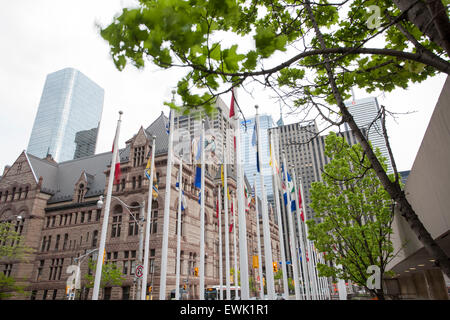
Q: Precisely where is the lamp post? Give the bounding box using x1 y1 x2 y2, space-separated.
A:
70 248 99 300
97 195 145 300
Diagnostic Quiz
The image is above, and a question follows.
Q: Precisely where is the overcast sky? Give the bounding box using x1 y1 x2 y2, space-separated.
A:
0 0 447 175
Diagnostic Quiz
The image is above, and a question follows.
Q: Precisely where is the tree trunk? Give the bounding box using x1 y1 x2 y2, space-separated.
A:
393 0 450 56
304 0 450 279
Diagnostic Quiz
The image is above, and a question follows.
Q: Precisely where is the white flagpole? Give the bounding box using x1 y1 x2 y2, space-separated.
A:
92 110 122 300
199 119 206 300
253 177 264 300
232 195 239 299
218 186 223 300
175 158 183 300
141 135 156 300
223 162 231 299
298 178 319 299
269 132 289 300
233 107 250 299
291 169 310 300
254 105 275 300
159 108 175 300
282 152 301 300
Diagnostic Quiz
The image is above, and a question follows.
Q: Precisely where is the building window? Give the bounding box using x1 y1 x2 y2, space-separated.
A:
77 184 85 203
96 209 101 221
11 187 16 201
128 203 140 236
3 264 12 277
138 176 142 189
24 187 29 199
36 260 44 281
30 290 37 300
121 179 126 191
63 234 68 251
43 289 48 300
92 230 98 247
104 287 112 300
133 146 145 167
46 235 52 252
41 236 46 252
132 177 136 190
122 286 130 300
55 234 60 251
52 289 57 300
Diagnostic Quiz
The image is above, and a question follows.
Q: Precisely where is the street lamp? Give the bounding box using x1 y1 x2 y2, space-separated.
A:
97 195 145 300
68 248 99 300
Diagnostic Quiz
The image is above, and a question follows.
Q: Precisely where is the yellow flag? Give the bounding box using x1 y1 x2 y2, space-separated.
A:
221 165 224 185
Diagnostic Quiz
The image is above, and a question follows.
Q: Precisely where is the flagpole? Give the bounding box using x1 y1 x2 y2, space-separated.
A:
282 152 301 300
92 110 122 300
175 158 183 300
218 186 223 300
269 132 289 299
298 178 319 299
253 176 264 300
160 106 175 300
254 105 275 300
232 195 239 299
233 102 250 300
223 164 231 299
199 119 206 300
291 168 310 300
141 135 156 300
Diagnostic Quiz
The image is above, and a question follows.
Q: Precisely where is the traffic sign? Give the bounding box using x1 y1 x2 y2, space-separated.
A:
135 265 144 278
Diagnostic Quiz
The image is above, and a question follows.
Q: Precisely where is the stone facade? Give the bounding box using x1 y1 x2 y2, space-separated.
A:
0 116 280 300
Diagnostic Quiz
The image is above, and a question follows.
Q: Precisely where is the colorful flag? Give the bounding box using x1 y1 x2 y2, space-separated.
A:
112 134 121 185
181 191 186 211
194 165 201 189
252 123 260 172
216 198 219 218
229 88 235 118
165 110 171 135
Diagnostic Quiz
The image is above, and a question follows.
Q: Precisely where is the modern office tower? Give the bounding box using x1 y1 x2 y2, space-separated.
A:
27 68 104 162
240 114 274 201
173 96 236 177
344 97 393 172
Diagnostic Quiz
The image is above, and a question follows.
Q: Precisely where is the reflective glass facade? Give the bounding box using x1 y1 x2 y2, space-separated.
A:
240 114 274 199
27 68 104 162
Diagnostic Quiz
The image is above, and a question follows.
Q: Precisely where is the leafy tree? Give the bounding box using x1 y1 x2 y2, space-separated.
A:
84 259 126 300
307 132 398 299
100 0 450 276
0 222 34 299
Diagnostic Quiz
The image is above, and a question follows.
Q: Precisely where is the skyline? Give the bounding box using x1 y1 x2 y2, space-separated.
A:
0 0 447 174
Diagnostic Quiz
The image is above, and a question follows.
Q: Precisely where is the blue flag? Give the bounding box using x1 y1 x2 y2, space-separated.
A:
166 110 171 135
194 165 201 189
198 191 201 204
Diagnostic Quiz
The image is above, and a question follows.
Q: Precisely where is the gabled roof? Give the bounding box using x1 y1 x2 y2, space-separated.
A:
28 151 111 204
145 111 169 155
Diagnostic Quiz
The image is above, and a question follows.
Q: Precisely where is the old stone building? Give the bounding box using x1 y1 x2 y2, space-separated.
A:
0 111 280 300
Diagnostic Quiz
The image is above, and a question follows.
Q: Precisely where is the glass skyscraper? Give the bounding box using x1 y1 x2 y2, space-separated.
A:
27 68 104 162
240 114 274 200
344 97 393 173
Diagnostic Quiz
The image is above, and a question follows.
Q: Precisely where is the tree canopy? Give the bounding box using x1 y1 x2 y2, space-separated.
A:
100 0 450 276
307 132 397 299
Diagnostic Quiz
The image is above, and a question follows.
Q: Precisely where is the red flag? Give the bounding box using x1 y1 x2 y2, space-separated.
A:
229 222 233 233
216 199 219 218
298 189 304 221
229 89 235 118
112 135 121 185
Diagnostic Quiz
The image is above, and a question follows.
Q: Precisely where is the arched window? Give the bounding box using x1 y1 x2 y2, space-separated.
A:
18 188 22 200
4 190 9 202
128 202 140 236
24 187 29 199
77 184 85 202
11 187 16 201
111 205 122 238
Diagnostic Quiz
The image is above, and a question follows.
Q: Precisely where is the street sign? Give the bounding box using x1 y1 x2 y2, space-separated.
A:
135 265 144 278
